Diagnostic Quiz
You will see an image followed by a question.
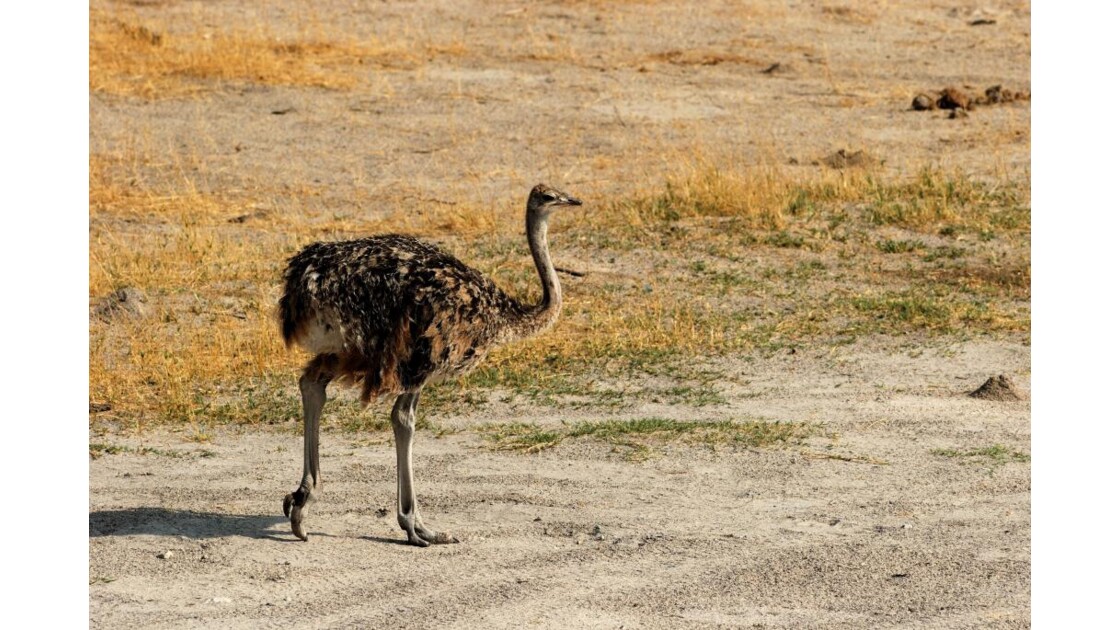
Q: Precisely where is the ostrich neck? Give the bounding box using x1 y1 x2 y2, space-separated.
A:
522 211 561 337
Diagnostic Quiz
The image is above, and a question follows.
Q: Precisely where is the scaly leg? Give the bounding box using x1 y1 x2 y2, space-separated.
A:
283 357 333 541
392 392 458 547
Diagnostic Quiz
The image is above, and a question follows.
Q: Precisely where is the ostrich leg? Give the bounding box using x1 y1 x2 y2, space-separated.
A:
392 392 458 546
283 357 333 541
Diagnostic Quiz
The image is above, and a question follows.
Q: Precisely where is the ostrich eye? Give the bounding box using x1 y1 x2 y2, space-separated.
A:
542 193 556 201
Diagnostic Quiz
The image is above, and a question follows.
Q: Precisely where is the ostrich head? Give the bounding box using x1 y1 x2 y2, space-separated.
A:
527 183 582 220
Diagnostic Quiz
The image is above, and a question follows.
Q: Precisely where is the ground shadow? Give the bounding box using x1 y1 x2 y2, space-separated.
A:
90 507 288 540
358 534 411 546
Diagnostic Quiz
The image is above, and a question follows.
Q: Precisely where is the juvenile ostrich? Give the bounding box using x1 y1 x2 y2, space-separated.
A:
278 184 582 545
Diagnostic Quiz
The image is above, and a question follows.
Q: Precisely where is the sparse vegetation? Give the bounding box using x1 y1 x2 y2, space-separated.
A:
876 239 924 254
477 417 816 460
88 443 216 459
932 445 1030 465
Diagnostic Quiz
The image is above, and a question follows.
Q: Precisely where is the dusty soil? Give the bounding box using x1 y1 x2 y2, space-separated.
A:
90 339 1030 629
90 0 1031 627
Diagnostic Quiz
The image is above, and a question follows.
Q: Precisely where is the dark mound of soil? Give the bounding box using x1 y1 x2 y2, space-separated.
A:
969 374 1024 401
821 149 879 169
983 84 1030 104
937 87 971 110
914 85 1030 112
93 287 149 322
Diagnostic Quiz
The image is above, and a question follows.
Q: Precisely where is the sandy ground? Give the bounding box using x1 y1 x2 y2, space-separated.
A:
90 339 1029 629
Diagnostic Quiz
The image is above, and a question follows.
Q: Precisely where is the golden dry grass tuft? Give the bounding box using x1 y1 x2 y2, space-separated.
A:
89 5 416 98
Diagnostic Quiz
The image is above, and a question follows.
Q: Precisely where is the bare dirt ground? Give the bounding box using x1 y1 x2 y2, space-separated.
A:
90 341 1030 629
90 0 1031 627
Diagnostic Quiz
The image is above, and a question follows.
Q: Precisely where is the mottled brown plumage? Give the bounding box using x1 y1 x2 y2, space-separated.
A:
278 184 582 545
281 235 525 402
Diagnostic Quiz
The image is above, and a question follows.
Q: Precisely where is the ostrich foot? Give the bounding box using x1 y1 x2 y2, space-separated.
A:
283 486 315 541
400 516 459 547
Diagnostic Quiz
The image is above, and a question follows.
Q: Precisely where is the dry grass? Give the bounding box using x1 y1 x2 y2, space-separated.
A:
90 4 417 99
89 145 1029 431
617 160 1029 234
649 50 765 68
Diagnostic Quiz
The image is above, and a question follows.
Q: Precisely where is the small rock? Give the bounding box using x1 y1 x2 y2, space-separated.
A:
937 87 971 110
985 84 1011 104
901 523 912 529
375 507 389 518
211 596 232 604
89 402 112 413
533 516 542 522
157 550 173 560
969 374 1024 401
982 84 1030 105
911 93 935 110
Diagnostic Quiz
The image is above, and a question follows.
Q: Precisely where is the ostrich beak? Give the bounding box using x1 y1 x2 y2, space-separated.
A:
564 196 582 206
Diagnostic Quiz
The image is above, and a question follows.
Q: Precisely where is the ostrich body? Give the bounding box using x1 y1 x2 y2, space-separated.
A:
278 184 581 545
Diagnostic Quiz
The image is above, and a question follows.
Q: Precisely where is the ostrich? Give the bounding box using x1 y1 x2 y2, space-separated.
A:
277 183 582 545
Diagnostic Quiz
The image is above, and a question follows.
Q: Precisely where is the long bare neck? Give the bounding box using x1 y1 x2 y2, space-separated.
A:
519 210 562 337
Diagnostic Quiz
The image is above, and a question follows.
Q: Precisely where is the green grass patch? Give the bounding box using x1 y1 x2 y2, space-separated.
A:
89 443 217 459
861 169 1029 233
876 239 924 254
932 444 1030 465
846 288 1023 334
923 246 966 262
766 230 807 249
476 422 566 453
476 417 816 461
426 360 729 412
